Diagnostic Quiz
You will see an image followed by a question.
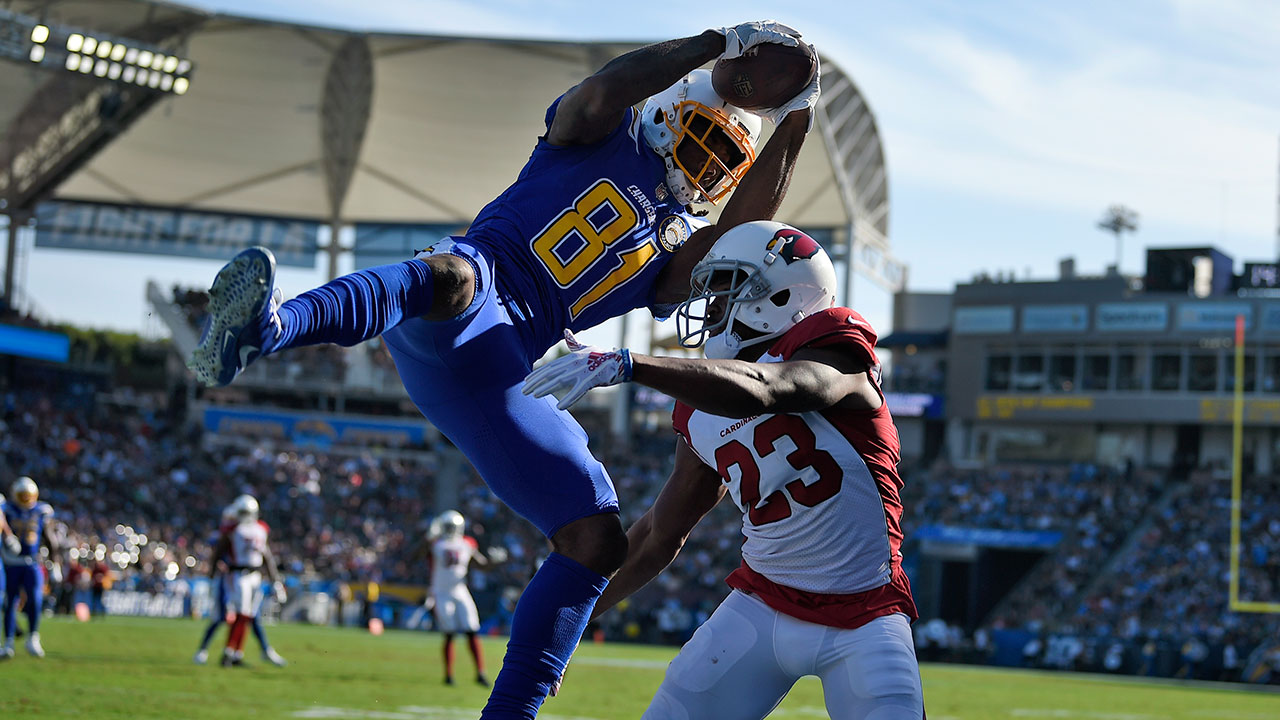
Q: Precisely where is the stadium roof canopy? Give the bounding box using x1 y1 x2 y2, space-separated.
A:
0 0 901 294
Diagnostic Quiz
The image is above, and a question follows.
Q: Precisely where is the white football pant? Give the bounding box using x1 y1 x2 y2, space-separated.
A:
432 585 480 633
224 570 264 617
643 590 923 720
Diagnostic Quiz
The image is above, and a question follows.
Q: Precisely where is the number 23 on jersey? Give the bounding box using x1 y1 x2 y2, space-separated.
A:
530 179 659 319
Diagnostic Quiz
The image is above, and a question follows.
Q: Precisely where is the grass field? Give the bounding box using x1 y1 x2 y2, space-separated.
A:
0 616 1276 719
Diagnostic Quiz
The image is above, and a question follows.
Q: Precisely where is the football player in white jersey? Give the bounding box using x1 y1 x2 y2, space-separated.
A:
428 510 490 687
524 221 924 719
195 502 287 666
211 494 287 667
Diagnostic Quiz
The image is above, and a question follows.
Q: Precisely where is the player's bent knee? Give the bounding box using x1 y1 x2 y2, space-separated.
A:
420 254 476 321
551 514 628 576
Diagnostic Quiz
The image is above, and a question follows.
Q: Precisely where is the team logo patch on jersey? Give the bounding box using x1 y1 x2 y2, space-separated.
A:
655 183 669 202
658 215 691 252
767 228 822 265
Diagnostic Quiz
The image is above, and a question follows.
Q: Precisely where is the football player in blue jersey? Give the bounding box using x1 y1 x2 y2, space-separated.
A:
188 21 819 718
0 492 15 623
1 477 59 659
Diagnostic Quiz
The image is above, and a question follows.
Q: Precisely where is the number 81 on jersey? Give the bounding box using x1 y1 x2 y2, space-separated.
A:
530 179 659 319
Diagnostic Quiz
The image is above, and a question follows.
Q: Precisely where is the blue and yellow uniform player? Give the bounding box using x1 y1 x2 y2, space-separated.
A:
2 477 57 659
188 21 820 718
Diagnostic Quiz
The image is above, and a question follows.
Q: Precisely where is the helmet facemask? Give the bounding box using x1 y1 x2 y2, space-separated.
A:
667 103 756 205
675 261 770 352
641 70 761 208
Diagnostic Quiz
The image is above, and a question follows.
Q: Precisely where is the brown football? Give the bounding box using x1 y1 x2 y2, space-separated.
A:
711 41 816 111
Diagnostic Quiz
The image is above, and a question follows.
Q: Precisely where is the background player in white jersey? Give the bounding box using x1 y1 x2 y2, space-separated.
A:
195 502 286 666
211 494 287 667
525 221 924 719
429 510 490 687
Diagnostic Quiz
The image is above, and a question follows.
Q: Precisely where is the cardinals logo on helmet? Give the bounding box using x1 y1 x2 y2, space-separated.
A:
767 228 822 265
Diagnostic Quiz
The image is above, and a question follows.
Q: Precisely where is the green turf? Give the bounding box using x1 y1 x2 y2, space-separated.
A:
0 617 1276 719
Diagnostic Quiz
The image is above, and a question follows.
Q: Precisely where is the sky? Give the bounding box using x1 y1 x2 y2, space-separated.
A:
12 0 1280 349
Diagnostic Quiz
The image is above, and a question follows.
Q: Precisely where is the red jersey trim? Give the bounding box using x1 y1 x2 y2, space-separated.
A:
726 559 918 630
672 402 694 441
767 308 879 366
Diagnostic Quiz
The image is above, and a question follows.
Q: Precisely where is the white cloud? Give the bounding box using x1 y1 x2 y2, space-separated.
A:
829 7 1280 252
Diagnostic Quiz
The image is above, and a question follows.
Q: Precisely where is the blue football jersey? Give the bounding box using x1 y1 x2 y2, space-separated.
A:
1 500 52 561
466 96 706 354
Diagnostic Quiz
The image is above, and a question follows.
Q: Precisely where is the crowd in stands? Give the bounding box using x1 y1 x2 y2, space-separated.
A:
4 359 1279 682
0 387 439 598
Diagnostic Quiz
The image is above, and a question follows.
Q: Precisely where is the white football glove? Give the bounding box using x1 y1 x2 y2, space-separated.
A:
2 534 19 556
712 20 801 61
273 581 287 605
522 330 633 411
756 48 821 132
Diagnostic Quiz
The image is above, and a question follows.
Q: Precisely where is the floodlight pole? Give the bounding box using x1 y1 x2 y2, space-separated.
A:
1097 204 1139 271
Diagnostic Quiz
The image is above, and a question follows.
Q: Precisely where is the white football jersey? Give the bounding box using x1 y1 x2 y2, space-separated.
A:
674 308 907 597
431 535 479 593
228 520 269 569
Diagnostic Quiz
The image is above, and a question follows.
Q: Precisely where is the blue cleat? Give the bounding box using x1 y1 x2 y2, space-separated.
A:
187 246 280 387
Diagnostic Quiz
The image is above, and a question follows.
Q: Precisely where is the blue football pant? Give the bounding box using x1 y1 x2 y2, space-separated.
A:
4 564 44 639
383 241 618 537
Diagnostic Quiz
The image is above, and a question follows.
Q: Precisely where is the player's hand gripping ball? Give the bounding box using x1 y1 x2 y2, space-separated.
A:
712 40 817 111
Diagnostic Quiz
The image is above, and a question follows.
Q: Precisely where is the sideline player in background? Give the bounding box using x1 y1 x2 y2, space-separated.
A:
195 500 287 666
190 20 819 718
429 510 490 687
525 221 925 719
212 494 287 668
1 477 59 659
0 491 18 635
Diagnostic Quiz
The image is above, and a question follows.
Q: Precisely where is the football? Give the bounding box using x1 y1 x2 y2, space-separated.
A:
712 41 817 111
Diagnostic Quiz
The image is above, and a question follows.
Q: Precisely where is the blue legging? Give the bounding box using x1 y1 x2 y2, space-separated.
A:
4 563 43 639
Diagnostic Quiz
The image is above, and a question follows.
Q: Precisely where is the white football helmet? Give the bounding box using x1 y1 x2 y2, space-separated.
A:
433 510 465 538
10 477 38 510
641 69 761 207
676 221 837 359
231 494 259 524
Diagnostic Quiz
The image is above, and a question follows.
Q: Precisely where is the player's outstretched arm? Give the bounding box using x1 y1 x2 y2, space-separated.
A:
592 439 725 619
547 32 720 146
652 109 811 305
629 346 878 417
547 21 800 146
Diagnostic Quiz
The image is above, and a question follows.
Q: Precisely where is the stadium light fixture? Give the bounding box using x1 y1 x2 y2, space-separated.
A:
2 8 195 96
